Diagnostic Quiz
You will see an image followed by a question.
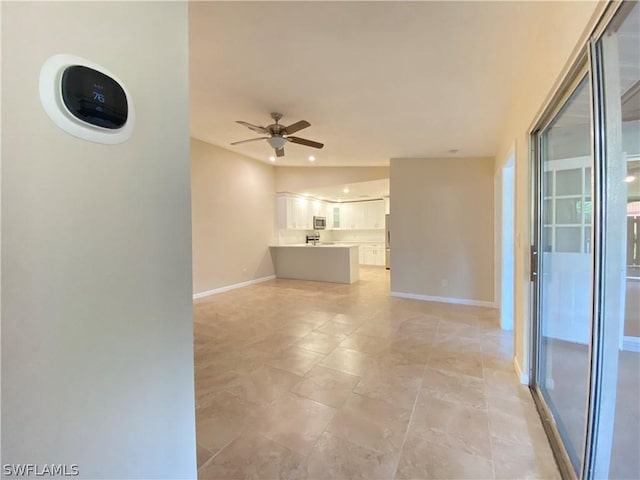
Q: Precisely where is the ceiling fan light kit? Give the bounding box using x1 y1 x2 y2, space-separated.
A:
267 136 287 149
231 112 324 158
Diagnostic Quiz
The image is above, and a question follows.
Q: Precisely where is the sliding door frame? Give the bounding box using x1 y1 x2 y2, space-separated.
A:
530 61 592 480
529 2 626 479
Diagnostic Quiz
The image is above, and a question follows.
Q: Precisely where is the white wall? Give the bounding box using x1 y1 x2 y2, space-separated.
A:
494 0 605 380
275 166 389 192
1 3 196 478
390 157 495 306
191 139 276 295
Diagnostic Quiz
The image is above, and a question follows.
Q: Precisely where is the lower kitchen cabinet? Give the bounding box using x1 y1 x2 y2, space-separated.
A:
359 245 385 266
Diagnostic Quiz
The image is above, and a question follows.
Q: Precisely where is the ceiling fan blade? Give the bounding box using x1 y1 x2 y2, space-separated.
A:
236 121 269 134
287 136 324 149
276 147 285 157
230 137 268 145
282 120 310 135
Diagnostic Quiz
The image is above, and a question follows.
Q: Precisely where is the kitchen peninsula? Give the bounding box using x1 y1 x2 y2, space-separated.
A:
269 244 359 284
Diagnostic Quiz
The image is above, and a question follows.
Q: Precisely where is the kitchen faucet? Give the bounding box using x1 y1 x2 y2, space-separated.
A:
306 231 320 245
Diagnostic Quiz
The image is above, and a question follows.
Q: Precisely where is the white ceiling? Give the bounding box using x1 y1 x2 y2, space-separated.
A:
189 1 560 166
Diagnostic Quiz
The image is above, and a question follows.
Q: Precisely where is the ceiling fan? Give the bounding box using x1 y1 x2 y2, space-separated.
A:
230 112 324 157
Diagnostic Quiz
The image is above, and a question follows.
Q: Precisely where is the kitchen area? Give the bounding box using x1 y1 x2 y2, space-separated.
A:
270 179 390 284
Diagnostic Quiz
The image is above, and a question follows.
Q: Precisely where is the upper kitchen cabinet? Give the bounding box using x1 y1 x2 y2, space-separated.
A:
277 195 385 231
362 200 385 229
277 194 329 230
331 200 385 230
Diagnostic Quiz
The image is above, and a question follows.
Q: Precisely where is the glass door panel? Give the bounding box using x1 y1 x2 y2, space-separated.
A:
537 76 593 476
592 2 640 478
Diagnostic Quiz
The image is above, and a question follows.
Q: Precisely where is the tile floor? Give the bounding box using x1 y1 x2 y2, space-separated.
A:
194 267 559 480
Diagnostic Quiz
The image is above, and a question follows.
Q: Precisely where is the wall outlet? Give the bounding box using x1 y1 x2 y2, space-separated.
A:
242 267 247 273
441 279 448 287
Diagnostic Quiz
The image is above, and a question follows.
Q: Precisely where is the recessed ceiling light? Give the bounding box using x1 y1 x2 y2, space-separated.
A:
343 187 350 193
308 156 316 162
624 175 637 183
269 156 276 162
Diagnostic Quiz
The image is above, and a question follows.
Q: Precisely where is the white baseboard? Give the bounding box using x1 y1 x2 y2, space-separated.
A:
193 275 276 299
623 336 640 352
513 356 530 385
390 291 496 308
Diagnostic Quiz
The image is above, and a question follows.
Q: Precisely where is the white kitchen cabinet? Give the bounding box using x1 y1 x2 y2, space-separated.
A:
330 205 341 229
362 201 385 229
359 244 385 266
340 203 356 229
277 194 315 230
278 196 385 231
335 201 383 230
358 246 367 264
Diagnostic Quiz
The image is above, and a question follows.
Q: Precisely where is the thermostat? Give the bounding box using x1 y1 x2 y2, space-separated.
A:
39 54 135 144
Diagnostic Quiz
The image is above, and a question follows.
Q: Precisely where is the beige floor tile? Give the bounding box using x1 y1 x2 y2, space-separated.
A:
353 364 423 408
225 365 302 405
294 331 346 354
338 334 392 354
437 319 479 339
409 393 492 460
332 312 369 326
192 269 555 480
197 444 213 469
248 333 300 354
254 392 337 456
315 319 360 336
421 368 487 409
492 435 560 479
485 389 540 421
483 367 529 399
353 321 399 339
481 351 516 373
432 335 482 353
379 341 431 365
196 390 260 425
198 433 307 480
395 435 494 480
265 345 325 376
327 392 411 454
488 406 549 447
197 414 249 455
427 347 484 378
393 316 439 341
278 321 319 337
307 431 397 480
291 365 361 408
319 347 378 376
195 371 244 408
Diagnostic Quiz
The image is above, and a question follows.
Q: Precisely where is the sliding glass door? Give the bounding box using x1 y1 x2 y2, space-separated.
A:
589 2 640 478
531 2 640 479
535 75 593 477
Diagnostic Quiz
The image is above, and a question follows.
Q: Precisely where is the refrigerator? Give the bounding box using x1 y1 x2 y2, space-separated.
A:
385 214 390 270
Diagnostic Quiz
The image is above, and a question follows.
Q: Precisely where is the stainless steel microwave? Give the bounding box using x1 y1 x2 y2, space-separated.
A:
313 216 326 230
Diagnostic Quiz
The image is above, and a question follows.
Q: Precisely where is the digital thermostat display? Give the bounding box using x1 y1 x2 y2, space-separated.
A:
61 66 128 129
39 54 135 144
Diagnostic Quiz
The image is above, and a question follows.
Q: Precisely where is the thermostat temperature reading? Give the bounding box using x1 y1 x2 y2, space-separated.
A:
61 65 128 129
